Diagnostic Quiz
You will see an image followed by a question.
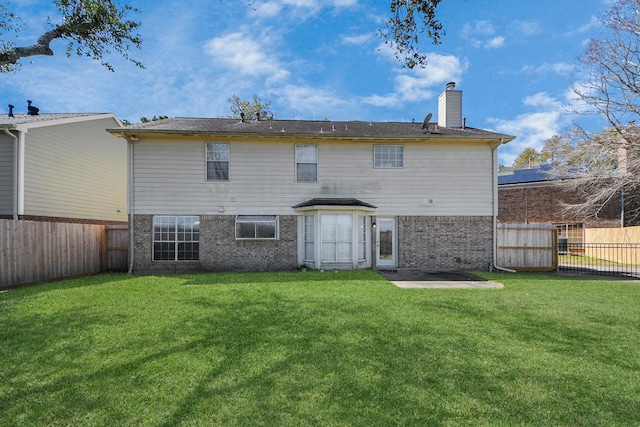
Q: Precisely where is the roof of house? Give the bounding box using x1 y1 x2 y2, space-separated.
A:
498 164 555 185
110 117 515 141
0 113 119 129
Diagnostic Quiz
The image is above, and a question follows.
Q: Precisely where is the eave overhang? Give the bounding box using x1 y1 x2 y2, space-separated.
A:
293 198 377 212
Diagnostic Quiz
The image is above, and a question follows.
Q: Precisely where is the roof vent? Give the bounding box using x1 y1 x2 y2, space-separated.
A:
8 104 14 118
446 81 456 90
27 100 39 116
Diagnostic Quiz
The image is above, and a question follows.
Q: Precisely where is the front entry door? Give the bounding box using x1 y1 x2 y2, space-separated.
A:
376 218 397 267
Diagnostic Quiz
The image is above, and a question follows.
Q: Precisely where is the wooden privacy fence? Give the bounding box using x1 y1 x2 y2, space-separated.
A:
0 220 129 288
496 224 558 271
106 224 129 272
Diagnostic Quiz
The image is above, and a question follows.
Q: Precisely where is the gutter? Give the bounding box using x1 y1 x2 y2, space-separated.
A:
2 127 18 220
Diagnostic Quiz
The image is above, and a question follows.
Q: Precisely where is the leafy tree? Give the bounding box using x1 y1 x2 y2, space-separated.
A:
246 0 446 69
140 115 168 123
539 135 573 165
380 0 445 68
512 147 543 169
0 0 142 72
1 1 448 72
227 94 275 121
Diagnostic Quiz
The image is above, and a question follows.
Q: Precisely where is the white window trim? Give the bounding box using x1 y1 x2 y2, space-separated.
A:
295 144 318 182
206 142 230 181
374 145 404 168
152 215 200 261
298 211 371 269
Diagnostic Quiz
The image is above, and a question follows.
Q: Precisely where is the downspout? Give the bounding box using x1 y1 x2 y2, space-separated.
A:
122 133 136 274
621 186 625 228
492 139 516 273
2 127 18 220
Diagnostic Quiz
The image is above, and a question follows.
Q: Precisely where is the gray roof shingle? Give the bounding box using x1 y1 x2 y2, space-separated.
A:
0 113 110 127
112 117 515 140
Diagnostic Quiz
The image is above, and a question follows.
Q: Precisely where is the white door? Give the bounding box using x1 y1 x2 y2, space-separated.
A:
376 218 397 267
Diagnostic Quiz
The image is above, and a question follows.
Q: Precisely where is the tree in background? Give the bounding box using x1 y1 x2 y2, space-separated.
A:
227 94 275 121
509 135 574 170
0 0 142 72
551 126 639 224
511 147 544 169
140 115 168 123
557 0 640 223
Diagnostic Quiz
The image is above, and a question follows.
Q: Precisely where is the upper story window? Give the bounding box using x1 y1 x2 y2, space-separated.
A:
296 144 318 182
206 142 229 181
235 215 278 240
374 145 404 168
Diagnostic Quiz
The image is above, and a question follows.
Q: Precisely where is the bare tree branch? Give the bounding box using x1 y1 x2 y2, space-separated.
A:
557 0 640 225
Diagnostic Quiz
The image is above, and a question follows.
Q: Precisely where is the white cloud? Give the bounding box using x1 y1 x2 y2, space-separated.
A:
486 36 505 49
566 15 601 35
251 2 283 17
365 49 466 106
461 20 506 49
512 20 542 36
523 92 563 109
462 20 496 36
204 32 290 83
493 111 562 166
342 34 374 45
491 92 575 166
522 62 574 75
361 94 400 108
250 0 357 19
273 84 352 118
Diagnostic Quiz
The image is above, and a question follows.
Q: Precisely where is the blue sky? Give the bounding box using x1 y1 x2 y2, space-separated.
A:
1 0 613 165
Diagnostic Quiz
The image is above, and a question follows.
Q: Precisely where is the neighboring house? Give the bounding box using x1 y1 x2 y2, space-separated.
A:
109 83 515 273
0 109 127 223
498 165 623 244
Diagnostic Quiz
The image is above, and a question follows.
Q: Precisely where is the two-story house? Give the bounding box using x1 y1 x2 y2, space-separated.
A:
110 84 515 273
0 109 127 223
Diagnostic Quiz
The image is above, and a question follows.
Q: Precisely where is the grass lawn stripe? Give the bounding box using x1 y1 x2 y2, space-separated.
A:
0 270 638 426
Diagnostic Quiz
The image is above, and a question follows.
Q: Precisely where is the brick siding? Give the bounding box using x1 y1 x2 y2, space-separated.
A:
199 215 298 272
132 214 298 273
498 185 621 228
133 214 495 273
397 216 493 271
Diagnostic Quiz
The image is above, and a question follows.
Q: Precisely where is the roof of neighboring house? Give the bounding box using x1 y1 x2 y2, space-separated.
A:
110 117 515 141
498 165 556 185
0 113 120 129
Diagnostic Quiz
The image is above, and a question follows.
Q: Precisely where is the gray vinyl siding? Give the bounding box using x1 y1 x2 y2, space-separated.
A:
22 118 127 221
0 135 14 216
132 138 494 216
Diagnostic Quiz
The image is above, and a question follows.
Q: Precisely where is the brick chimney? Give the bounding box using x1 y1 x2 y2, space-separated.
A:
438 82 462 128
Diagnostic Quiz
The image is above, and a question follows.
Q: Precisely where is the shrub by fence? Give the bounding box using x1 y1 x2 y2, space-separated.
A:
1 220 128 288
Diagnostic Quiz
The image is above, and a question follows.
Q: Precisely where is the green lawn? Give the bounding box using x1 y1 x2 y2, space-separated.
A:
1 270 639 426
